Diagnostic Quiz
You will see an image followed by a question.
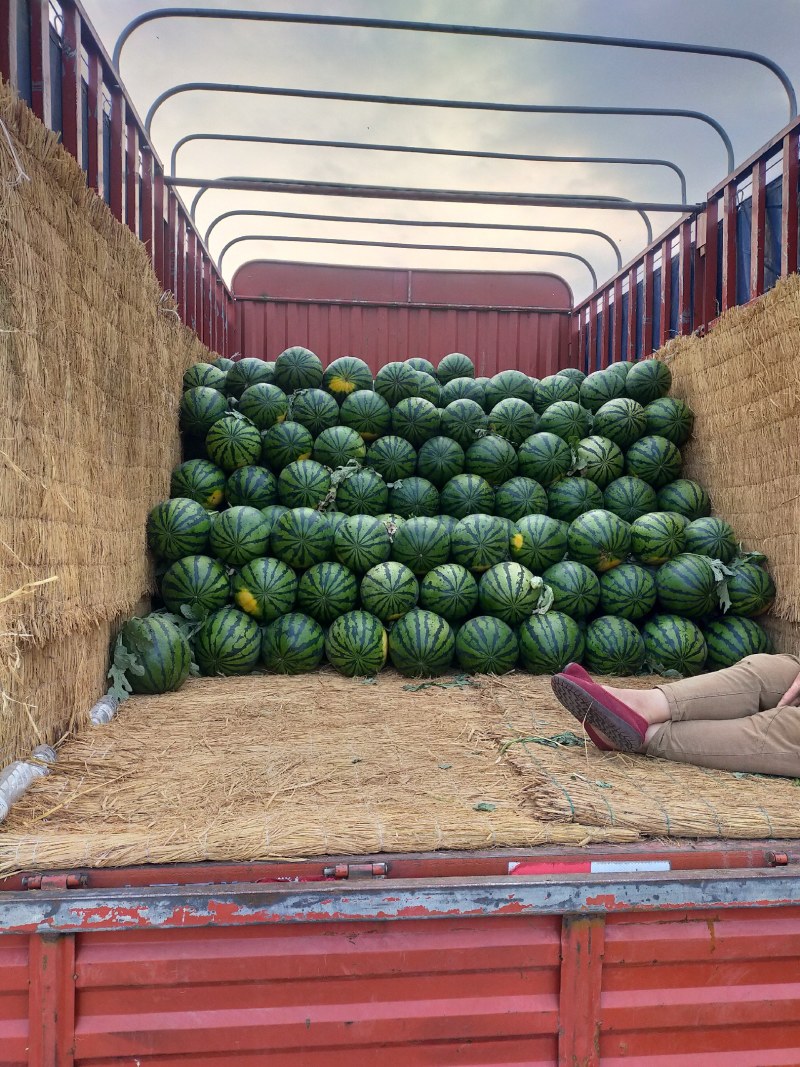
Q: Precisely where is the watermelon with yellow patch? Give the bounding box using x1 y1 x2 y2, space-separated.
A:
323 356 373 401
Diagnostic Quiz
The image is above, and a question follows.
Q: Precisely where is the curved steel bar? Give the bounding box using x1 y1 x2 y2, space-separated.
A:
145 82 735 172
113 10 797 121
216 233 598 287
204 207 623 270
169 131 689 202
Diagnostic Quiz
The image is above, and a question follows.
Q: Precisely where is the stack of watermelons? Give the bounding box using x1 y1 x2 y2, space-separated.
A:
117 346 777 694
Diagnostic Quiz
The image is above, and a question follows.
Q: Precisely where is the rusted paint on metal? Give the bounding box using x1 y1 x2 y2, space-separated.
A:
27 934 76 1066
558 915 605 1066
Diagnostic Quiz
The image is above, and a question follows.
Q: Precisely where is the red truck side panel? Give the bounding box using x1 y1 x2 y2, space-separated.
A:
0 936 27 1066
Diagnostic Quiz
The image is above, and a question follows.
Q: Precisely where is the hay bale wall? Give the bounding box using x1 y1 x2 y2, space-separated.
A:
0 80 214 763
660 275 800 651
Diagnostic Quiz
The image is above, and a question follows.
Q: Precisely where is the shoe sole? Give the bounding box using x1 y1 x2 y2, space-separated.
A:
551 675 644 752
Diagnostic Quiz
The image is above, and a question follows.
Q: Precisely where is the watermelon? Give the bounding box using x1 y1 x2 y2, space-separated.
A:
147 498 211 561
602 476 658 522
510 514 568 572
451 514 508 573
211 357 235 373
557 367 586 385
260 503 289 531
464 435 518 486
484 369 536 409
592 398 647 449
366 436 417 482
547 477 604 522
704 617 772 669
391 396 440 448
226 465 278 509
418 563 478 623
335 468 389 516
494 476 548 521
161 555 230 616
339 390 391 441
278 459 331 509
261 612 326 674
607 360 633 380
325 610 388 676
575 436 624 489
274 346 324 392
630 512 687 564
478 562 543 625
436 514 459 538
538 400 591 444
656 479 711 520
625 358 672 404
334 514 391 572
360 561 419 621
324 511 349 539
417 436 465 488
534 374 580 414
683 517 737 563
413 371 441 405
598 563 657 622
121 613 191 694
389 477 439 518
517 432 572 485
455 617 519 674
625 435 682 488
391 516 450 575
440 376 485 408
642 614 707 676
518 611 585 674
206 414 262 472
183 362 227 392
567 509 631 572
297 561 358 625
209 505 271 566
375 362 422 405
195 606 262 676
261 421 314 472
440 398 488 448
226 358 275 398
388 608 456 676
313 426 367 469
270 507 333 569
726 562 776 617
290 388 340 436
644 396 694 445
542 561 600 619
438 473 494 519
232 557 296 621
179 386 228 435
488 397 539 445
584 616 646 675
323 356 373 401
238 383 288 430
407 357 436 377
170 459 226 509
656 553 719 618
438 352 475 383
579 369 625 413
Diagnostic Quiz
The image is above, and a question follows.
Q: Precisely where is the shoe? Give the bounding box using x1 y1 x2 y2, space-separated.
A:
550 674 648 752
560 663 612 750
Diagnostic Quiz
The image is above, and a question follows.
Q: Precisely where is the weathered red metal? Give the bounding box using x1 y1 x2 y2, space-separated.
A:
85 49 103 195
28 0 51 129
60 0 82 161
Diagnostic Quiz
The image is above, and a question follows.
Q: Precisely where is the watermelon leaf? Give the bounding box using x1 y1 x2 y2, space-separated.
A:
532 584 555 615
473 801 496 812
646 659 684 679
735 550 768 567
708 558 735 613
122 618 155 655
106 633 145 703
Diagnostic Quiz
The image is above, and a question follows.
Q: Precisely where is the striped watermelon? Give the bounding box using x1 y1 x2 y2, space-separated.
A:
567 509 631 573
538 400 591 444
195 606 262 676
584 616 646 675
226 465 278 509
232 557 296 621
407 357 436 377
417 436 466 488
238 383 288 430
297 561 358 625
478 562 543 625
391 396 440 447
644 397 694 445
325 610 388 676
375 362 422 405
602 476 658 522
289 388 340 436
366 436 417 482
656 479 711 520
464 435 518 486
655 553 719 618
704 617 772 669
334 514 391 573
455 617 519 674
439 473 494 519
518 611 585 674
206 414 262 472
391 516 450 575
440 376 486 408
438 352 475 383
726 562 776 617
260 504 288 532
313 426 367 469
212 357 235 373
630 512 687 564
335 469 389 516
517 432 572 485
161 554 230 616
412 371 441 405
625 435 682 488
278 459 331 509
170 459 226 509
360 561 419 621
261 421 314 472
642 614 707 676
179 386 228 435
389 477 439 518
209 506 271 566
325 511 349 539
592 398 647 449
541 561 600 619
147 498 211 561
388 608 455 676
226 358 276 398
575 436 624 489
451 514 508 573
534 374 580 414
494 476 548 522
274 347 324 392
121 614 191 694
484 369 536 409
557 367 586 385
418 563 478 623
510 514 568 573
437 514 459 538
339 390 392 441
607 360 633 380
683 517 737 563
625 358 672 404
488 398 539 444
261 612 326 674
440 398 489 448
270 507 333 569
579 370 625 413
183 362 227 392
323 356 373 401
547 477 604 522
598 563 657 621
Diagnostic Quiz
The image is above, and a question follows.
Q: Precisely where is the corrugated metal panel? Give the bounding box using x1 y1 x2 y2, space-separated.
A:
0 935 27 1065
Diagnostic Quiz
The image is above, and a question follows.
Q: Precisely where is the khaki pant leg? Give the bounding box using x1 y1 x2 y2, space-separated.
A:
646 703 800 776
656 654 800 723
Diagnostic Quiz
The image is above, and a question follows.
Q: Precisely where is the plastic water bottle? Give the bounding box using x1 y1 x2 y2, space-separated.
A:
0 744 56 824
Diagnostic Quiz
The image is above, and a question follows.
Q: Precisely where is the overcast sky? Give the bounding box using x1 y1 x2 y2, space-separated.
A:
82 1 800 301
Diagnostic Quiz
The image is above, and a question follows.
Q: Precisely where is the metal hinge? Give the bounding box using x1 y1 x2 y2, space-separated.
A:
766 852 800 867
22 873 88 890
322 862 388 880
